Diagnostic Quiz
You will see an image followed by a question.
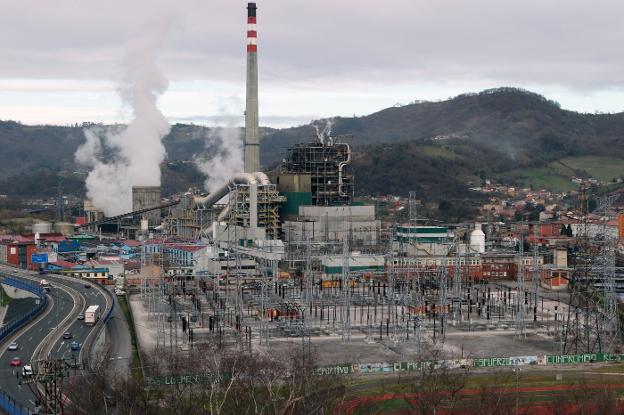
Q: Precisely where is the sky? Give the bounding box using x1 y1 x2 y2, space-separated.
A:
3 0 624 128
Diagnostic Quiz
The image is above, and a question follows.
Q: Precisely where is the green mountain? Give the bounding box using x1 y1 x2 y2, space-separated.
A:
1 87 623 202
262 87 624 196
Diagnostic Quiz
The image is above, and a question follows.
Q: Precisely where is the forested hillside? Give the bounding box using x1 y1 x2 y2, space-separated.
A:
1 88 623 200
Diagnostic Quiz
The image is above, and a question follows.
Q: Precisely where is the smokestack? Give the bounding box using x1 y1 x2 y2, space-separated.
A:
244 2 260 173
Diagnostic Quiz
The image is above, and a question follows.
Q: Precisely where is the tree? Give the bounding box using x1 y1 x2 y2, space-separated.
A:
402 345 469 414
464 371 516 415
66 342 346 415
546 380 621 415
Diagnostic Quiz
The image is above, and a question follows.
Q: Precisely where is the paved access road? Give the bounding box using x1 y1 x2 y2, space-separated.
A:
107 295 132 378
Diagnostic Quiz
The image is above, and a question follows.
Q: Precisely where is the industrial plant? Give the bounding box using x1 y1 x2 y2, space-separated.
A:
2 3 624 397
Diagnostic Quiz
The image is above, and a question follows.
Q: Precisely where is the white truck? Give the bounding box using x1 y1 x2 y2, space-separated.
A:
84 305 101 326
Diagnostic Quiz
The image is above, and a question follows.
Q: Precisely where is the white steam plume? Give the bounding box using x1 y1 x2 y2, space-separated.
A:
194 99 244 193
75 18 172 216
313 118 333 145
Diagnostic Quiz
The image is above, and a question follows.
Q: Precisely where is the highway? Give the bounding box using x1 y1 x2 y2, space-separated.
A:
0 264 117 412
48 277 109 364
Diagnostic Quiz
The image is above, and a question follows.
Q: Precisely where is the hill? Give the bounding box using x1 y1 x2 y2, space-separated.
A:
1 87 623 202
262 87 624 197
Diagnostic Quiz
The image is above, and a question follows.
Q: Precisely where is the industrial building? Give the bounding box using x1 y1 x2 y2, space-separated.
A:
132 186 161 226
24 2 620 366
283 205 380 246
278 139 353 206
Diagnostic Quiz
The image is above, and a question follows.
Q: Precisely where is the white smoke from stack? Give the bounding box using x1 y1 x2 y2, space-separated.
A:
75 18 173 216
314 118 333 146
194 127 244 193
194 98 244 193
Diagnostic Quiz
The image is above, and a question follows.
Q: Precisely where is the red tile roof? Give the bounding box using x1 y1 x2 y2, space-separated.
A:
49 260 77 269
122 240 143 247
167 244 207 252
0 235 35 244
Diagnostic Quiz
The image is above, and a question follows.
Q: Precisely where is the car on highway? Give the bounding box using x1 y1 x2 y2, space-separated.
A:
63 331 72 339
77 313 84 320
22 365 33 377
7 342 18 351
84 283 91 289
70 341 81 351
10 357 22 367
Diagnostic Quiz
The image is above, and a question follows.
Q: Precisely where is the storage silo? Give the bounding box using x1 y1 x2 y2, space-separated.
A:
32 221 52 234
470 223 486 253
132 186 161 226
54 222 75 236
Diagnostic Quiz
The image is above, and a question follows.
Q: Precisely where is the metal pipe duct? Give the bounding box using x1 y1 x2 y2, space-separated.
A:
253 171 271 185
338 143 352 198
193 172 271 230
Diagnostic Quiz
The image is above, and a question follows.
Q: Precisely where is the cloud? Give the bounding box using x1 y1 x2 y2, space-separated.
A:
4 0 624 122
2 0 624 88
169 114 317 128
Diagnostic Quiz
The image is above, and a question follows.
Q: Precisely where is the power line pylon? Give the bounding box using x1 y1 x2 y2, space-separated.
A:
28 357 79 415
593 195 620 352
564 184 590 353
516 224 525 338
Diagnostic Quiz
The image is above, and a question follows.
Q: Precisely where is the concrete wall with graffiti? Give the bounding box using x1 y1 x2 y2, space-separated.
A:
313 353 622 376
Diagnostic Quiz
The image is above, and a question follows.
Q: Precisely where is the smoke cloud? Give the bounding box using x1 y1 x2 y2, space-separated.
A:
313 118 333 145
194 98 244 192
75 18 172 216
194 127 244 193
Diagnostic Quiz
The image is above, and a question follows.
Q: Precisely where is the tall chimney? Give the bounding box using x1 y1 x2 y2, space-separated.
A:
244 2 260 173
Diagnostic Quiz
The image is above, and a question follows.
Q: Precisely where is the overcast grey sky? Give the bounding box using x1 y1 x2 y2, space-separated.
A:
2 0 624 127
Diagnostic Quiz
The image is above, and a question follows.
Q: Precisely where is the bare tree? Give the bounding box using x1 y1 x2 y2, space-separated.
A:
66 340 345 415
464 371 516 415
401 344 469 415
546 379 621 415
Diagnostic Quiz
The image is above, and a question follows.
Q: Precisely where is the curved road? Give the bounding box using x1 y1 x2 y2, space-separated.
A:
0 265 115 412
48 276 108 364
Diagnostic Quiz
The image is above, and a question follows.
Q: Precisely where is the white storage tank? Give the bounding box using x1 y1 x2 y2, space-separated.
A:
32 221 52 234
470 223 486 253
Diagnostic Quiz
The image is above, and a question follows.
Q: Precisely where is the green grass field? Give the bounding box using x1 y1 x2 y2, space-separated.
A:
554 156 624 183
345 365 624 414
499 167 576 192
498 156 623 193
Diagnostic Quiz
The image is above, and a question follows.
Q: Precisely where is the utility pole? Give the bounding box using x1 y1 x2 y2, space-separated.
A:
56 179 64 222
516 222 525 338
452 236 462 324
341 221 351 342
531 225 540 312
29 357 79 415
439 266 448 338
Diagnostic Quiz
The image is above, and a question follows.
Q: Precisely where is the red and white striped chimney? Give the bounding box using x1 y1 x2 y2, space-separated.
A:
244 2 260 173
247 3 257 53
